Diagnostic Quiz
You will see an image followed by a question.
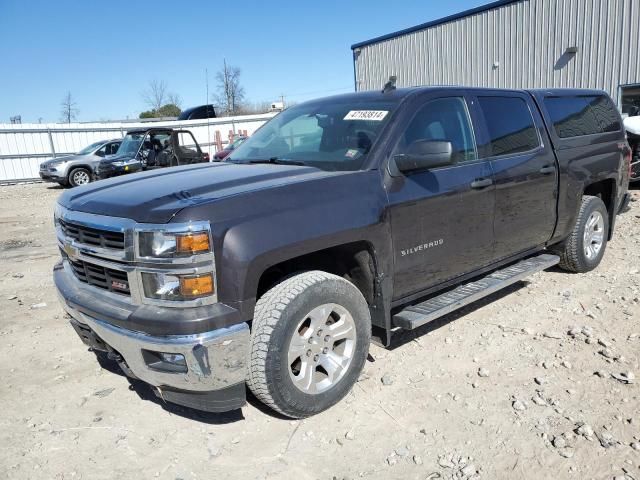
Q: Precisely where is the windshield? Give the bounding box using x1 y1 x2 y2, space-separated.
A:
228 98 397 171
77 141 104 155
117 133 146 155
229 136 246 149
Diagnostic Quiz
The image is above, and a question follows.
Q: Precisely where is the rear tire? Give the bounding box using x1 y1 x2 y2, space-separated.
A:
554 195 608 273
68 167 92 187
247 271 371 418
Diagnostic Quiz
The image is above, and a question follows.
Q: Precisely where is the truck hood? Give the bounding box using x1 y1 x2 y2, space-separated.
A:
58 162 335 223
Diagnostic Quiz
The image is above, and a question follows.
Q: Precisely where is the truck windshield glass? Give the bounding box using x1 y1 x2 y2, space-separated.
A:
228 99 397 171
117 133 145 155
77 141 104 155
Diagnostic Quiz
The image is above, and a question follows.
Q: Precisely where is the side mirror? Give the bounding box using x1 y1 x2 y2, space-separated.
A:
389 140 454 176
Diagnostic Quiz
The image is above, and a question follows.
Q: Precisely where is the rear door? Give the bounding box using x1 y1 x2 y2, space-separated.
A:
386 91 496 300
470 92 557 261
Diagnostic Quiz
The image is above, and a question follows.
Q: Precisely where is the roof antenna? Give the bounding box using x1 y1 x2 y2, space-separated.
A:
382 75 397 93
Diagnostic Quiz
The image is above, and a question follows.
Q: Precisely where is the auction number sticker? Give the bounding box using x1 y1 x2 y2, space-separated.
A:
344 110 389 121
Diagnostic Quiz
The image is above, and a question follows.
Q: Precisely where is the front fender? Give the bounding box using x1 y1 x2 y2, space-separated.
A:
214 171 392 321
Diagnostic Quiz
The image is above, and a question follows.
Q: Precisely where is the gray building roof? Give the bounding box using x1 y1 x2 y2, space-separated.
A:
351 0 523 50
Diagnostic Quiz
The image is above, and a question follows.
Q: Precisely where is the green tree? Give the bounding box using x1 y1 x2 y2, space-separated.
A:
138 103 181 119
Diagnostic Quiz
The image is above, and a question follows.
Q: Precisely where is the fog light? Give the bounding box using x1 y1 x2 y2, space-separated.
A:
142 350 187 373
160 352 186 366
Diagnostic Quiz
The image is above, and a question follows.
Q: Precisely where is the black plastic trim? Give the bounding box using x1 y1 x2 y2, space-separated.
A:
153 383 246 413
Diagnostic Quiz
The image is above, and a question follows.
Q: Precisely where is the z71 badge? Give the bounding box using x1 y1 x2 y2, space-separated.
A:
400 239 444 257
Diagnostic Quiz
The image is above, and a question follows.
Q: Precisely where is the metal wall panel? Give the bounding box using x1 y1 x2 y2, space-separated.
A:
354 0 640 107
0 114 275 182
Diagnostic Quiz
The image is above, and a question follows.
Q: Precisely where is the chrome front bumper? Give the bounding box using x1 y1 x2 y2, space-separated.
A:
60 296 250 392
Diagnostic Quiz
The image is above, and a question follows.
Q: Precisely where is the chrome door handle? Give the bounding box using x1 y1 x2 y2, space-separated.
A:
539 165 555 174
470 178 493 189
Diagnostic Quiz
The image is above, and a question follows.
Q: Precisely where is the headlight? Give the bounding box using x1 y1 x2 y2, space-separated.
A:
141 272 214 300
138 231 210 258
111 161 126 167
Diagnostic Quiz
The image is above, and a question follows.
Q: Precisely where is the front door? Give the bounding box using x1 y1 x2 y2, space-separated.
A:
387 94 496 301
471 93 557 260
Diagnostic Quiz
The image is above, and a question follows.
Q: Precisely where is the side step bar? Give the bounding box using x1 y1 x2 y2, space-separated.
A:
393 253 560 330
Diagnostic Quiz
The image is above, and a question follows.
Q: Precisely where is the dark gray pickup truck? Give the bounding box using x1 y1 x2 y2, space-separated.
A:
53 86 631 418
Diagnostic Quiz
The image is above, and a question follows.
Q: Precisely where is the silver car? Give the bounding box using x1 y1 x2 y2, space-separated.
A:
39 139 121 187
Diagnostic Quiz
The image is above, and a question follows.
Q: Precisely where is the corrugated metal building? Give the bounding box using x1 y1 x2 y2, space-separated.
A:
351 0 640 114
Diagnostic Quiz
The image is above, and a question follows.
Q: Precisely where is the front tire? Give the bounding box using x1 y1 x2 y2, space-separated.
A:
68 167 92 187
554 195 609 273
247 271 371 418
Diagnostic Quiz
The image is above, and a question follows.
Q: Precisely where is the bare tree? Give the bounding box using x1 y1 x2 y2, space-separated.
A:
60 91 79 123
214 60 245 116
141 79 168 111
167 92 182 108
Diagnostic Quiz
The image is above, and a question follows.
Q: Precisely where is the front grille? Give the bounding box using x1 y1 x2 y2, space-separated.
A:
68 257 130 295
60 219 125 250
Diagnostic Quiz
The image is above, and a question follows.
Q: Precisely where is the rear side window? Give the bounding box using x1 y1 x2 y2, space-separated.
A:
477 97 539 157
543 95 621 138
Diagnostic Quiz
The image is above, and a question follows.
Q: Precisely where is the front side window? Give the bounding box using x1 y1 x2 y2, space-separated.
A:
228 98 398 171
95 145 107 157
78 141 104 155
106 142 120 155
478 96 540 156
397 96 477 163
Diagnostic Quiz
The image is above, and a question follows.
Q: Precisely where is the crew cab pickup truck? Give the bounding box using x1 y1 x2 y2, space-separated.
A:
54 86 631 418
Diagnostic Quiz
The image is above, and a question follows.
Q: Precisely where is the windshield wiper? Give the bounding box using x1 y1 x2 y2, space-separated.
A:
246 157 307 166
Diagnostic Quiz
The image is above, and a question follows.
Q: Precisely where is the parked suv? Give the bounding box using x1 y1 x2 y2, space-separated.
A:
96 128 208 179
54 87 630 418
39 139 121 187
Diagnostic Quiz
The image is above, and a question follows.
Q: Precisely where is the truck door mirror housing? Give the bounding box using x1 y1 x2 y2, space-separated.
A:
390 140 454 176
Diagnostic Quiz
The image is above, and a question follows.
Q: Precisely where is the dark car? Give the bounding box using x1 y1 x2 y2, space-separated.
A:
177 105 217 121
213 135 248 160
96 128 209 179
55 86 629 418
39 139 121 187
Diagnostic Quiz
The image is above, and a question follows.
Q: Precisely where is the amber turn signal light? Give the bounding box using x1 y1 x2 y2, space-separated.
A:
176 232 210 254
179 274 214 298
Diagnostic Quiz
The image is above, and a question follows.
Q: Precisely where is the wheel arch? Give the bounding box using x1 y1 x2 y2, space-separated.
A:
583 178 617 240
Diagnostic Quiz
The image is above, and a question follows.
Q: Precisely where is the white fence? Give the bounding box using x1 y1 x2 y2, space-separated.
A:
0 113 276 182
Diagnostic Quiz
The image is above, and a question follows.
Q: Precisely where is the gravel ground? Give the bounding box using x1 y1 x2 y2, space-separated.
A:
0 182 639 480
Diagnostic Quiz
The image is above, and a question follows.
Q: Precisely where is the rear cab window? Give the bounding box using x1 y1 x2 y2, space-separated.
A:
543 95 621 138
476 96 540 157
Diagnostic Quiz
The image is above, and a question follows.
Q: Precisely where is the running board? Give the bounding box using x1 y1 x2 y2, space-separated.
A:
393 253 560 330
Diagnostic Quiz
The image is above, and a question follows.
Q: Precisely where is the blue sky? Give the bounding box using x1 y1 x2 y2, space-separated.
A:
0 0 485 123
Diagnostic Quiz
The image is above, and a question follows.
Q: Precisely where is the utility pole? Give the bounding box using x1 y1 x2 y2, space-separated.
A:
280 94 285 109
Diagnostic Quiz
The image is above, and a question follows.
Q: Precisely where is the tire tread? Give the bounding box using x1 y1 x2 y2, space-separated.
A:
247 271 360 416
555 195 607 273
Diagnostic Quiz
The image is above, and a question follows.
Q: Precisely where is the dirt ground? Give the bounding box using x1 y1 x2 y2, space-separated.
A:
0 182 639 480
